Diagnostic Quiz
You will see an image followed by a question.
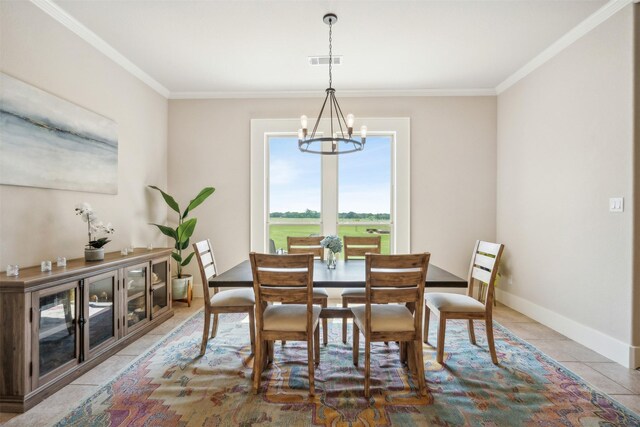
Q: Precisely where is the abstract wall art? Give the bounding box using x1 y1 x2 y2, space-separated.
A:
0 73 118 194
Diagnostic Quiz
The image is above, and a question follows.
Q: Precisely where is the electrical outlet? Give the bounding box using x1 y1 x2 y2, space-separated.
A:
609 197 624 213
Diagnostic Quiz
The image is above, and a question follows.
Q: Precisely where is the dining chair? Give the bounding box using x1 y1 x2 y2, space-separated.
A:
286 236 329 346
250 252 321 395
352 253 430 398
341 235 382 344
423 240 504 365
193 240 256 356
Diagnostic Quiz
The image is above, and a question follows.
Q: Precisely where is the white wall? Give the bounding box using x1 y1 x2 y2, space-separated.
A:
497 5 635 366
168 96 497 288
0 1 169 267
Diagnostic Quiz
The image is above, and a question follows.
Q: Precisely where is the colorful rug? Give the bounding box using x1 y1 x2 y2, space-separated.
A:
54 311 640 426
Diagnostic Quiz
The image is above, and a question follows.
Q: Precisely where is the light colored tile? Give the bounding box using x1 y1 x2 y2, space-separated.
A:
552 340 612 363
2 385 99 427
116 334 162 356
526 339 577 362
493 304 533 323
72 354 136 385
586 362 640 394
609 394 640 415
499 321 567 340
560 362 633 394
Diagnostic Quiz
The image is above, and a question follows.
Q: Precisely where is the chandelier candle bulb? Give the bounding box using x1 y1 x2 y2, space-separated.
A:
300 115 308 129
346 113 355 128
361 125 367 139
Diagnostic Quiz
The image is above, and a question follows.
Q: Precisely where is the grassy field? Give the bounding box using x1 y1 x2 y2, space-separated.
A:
269 223 391 258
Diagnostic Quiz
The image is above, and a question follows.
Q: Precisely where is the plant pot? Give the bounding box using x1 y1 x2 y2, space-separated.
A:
172 275 193 300
84 248 105 262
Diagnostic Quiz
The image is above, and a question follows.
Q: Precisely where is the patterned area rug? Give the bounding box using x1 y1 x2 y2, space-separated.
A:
55 310 640 426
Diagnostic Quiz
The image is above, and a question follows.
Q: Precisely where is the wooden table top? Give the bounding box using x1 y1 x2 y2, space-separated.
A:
210 259 467 288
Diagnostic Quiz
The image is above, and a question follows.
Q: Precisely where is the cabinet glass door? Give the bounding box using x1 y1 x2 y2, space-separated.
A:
125 263 149 333
151 258 169 318
34 282 79 386
85 271 118 358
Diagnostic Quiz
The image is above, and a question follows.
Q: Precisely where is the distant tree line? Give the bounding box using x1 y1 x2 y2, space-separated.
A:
270 209 390 221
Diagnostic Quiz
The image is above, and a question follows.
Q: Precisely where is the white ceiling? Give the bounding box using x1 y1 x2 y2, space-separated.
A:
51 0 607 96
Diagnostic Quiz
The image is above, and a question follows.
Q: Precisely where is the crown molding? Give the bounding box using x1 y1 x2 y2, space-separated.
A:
496 0 633 94
169 88 496 99
30 0 170 98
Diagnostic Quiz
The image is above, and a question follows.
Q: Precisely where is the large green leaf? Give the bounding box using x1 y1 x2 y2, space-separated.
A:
180 239 190 250
177 218 197 243
181 252 196 267
149 185 180 214
182 187 215 219
150 223 178 241
171 252 182 263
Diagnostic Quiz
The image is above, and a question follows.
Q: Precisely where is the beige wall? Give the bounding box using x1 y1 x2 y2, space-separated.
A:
497 5 635 365
633 4 640 350
0 2 169 267
168 96 497 280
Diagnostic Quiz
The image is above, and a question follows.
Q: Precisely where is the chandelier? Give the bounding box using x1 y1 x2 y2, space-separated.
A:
298 13 367 155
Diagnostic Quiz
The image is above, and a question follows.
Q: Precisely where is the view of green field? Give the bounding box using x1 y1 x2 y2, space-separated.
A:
269 222 391 258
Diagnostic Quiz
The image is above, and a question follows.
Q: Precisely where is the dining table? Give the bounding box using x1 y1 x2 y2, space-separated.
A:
210 259 467 318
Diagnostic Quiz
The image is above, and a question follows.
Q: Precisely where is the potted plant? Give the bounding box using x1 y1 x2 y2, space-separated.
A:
75 202 114 261
149 185 215 300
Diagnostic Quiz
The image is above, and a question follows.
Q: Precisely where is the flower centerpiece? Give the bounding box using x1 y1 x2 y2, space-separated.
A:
75 202 114 261
320 235 342 269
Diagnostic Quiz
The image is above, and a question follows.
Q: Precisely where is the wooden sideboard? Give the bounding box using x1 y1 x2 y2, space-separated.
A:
0 248 174 413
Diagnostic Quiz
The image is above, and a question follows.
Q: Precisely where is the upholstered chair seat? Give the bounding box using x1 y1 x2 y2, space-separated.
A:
351 304 415 332
263 305 321 332
210 288 255 307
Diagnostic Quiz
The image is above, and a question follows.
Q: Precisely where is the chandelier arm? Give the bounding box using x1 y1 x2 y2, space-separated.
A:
332 93 349 138
329 90 334 140
310 91 330 139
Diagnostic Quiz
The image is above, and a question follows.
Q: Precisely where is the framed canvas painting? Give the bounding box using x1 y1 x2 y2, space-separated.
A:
0 73 118 194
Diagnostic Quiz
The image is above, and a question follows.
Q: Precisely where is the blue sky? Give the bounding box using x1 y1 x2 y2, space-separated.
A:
269 136 391 214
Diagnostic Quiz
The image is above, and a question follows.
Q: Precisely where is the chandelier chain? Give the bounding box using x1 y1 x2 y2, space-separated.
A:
329 21 332 89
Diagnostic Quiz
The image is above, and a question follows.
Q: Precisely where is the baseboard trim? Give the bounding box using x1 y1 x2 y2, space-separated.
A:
630 345 640 369
496 288 631 367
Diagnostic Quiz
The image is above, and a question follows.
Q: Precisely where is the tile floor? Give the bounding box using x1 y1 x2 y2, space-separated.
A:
1 300 639 426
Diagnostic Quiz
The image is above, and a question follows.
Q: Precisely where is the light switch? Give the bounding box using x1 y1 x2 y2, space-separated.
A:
609 197 624 213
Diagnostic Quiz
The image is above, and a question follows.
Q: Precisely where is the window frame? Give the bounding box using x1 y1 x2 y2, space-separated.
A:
250 118 410 254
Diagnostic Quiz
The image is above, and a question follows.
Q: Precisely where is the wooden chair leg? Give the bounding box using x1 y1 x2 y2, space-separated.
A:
364 337 371 398
248 308 256 355
399 341 407 365
187 282 192 307
314 325 321 365
342 298 348 344
468 319 476 345
211 313 219 338
253 338 263 394
307 334 315 396
485 316 498 364
437 316 446 364
423 303 431 344
267 340 274 363
414 339 427 396
200 310 211 355
353 324 359 366
322 299 328 346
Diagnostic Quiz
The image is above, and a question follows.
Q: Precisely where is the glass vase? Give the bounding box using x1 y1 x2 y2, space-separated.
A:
327 251 337 269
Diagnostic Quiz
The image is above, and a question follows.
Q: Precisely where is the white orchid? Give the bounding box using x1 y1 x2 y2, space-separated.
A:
75 202 114 249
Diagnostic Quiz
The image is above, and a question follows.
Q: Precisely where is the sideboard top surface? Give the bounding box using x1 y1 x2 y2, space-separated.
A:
0 248 172 292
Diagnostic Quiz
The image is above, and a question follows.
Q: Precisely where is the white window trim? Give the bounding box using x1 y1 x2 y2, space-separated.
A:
250 118 410 253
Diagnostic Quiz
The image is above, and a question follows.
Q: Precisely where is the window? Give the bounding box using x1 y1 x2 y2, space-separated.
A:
251 118 410 255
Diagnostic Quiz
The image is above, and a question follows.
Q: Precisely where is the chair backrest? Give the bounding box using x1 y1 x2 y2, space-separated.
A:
344 235 381 260
365 253 430 335
466 240 505 309
193 239 219 302
269 238 277 254
287 236 325 260
250 252 315 332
